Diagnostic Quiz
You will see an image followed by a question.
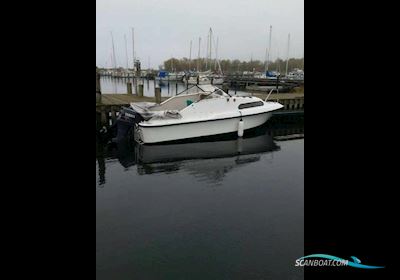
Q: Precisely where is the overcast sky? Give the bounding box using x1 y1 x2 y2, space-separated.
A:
96 0 304 69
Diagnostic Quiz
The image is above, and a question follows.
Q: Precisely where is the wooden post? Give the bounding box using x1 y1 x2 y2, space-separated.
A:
96 111 101 130
176 83 178 94
235 81 237 95
276 75 280 93
155 87 161 104
111 107 117 124
96 68 101 103
127 82 132 94
135 60 141 95
101 107 107 126
138 84 144 97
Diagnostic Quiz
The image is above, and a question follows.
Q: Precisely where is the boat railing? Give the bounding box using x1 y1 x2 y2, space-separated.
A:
265 89 274 102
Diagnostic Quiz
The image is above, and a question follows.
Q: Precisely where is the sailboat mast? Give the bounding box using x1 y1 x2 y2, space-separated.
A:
277 49 280 73
205 32 209 70
110 31 117 69
266 25 272 71
209 28 212 71
124 34 129 69
285 33 290 76
264 32 268 72
214 36 218 71
210 33 222 74
189 40 192 71
197 37 201 71
131 28 135 69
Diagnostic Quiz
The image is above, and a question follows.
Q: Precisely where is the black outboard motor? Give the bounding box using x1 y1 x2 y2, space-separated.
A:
114 106 144 142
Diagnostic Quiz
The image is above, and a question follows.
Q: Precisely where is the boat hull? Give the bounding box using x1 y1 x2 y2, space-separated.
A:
136 112 272 144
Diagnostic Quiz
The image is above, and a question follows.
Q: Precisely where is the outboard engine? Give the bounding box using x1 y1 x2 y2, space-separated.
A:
114 106 144 142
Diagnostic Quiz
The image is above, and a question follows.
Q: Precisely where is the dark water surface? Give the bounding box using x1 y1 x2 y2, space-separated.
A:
96 118 304 280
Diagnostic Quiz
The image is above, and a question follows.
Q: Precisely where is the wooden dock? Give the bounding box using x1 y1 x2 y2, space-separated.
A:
225 76 304 89
253 92 304 111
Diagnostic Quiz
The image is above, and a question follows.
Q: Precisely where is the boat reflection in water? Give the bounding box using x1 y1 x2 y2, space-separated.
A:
96 114 303 186
135 126 279 183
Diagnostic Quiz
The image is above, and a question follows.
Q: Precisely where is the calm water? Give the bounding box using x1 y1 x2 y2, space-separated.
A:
96 118 304 280
100 76 189 97
100 76 251 97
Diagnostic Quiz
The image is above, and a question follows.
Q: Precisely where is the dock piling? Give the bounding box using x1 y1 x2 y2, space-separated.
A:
111 107 117 123
235 81 237 95
138 84 144 97
96 68 102 103
276 76 280 93
127 82 132 94
100 108 107 126
155 87 161 104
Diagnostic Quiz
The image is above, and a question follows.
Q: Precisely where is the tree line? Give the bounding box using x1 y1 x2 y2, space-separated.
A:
161 57 304 73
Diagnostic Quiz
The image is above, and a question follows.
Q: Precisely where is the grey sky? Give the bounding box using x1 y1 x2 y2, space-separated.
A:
96 0 304 69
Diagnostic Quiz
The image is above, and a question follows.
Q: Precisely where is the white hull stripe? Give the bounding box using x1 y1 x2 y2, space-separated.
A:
139 110 279 128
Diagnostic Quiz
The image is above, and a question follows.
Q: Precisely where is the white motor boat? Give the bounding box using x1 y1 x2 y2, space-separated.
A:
116 85 283 144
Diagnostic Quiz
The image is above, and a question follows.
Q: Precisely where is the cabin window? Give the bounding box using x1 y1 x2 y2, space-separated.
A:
238 101 264 109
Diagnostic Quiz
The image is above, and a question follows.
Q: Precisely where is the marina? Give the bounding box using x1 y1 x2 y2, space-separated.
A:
96 73 304 129
96 0 303 278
